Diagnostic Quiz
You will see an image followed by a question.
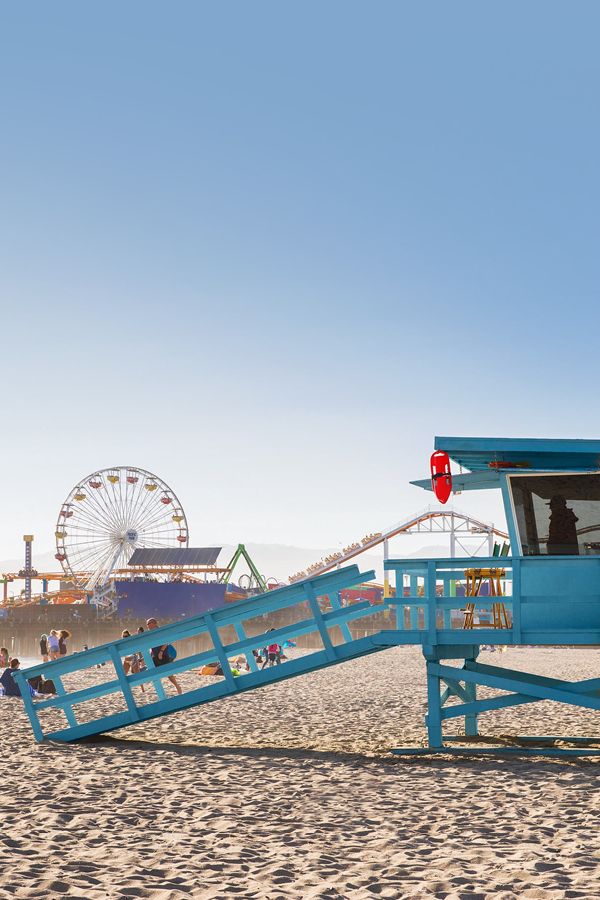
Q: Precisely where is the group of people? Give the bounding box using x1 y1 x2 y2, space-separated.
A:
1 616 292 701
120 618 182 695
0 627 71 700
40 629 71 662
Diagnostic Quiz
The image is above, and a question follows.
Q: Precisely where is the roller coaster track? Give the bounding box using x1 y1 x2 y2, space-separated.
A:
292 507 509 582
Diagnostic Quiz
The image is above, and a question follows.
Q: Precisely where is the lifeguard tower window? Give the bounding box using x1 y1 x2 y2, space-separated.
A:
509 473 600 556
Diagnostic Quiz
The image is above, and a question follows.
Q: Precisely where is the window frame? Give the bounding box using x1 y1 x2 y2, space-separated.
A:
506 470 600 557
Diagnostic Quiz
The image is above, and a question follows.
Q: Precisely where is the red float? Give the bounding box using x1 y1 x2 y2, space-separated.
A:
430 451 452 504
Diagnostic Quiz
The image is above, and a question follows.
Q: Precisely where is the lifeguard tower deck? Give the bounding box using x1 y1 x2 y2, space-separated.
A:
17 437 600 756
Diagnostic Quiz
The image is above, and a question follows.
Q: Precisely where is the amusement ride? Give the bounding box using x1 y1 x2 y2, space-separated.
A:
55 466 189 589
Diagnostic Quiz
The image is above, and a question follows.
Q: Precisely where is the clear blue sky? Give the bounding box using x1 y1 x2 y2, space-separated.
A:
1 2 599 559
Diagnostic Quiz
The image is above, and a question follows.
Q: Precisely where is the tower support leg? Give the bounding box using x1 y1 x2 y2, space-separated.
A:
425 659 443 748
463 651 479 737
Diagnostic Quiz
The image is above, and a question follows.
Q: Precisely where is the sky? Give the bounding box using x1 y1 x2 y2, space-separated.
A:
1 2 599 564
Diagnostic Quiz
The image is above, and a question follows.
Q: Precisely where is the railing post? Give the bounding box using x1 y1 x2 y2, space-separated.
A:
54 675 77 727
409 574 418 629
14 671 44 742
395 569 405 630
328 592 353 644
425 658 443 747
141 649 167 700
512 558 522 643
304 582 337 660
442 574 452 629
204 613 237 691
427 561 437 643
108 646 140 722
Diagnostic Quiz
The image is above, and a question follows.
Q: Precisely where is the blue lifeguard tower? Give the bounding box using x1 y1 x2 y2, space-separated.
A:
16 436 600 756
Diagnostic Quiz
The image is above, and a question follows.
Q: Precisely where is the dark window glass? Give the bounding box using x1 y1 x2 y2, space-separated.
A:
509 474 600 556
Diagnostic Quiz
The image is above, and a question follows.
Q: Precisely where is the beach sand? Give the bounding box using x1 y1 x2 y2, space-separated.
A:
1 646 600 899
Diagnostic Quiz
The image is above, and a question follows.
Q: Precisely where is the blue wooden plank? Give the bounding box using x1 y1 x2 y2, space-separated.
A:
53 675 77 727
392 746 600 757
425 660 442 747
328 593 353 644
304 582 336 660
141 650 167 701
108 646 140 722
427 561 437 643
204 613 237 691
13 671 44 741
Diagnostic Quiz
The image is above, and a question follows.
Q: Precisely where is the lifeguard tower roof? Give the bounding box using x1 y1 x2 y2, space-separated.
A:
435 436 600 472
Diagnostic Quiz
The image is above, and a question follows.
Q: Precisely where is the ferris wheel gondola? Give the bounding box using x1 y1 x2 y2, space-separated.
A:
55 466 188 589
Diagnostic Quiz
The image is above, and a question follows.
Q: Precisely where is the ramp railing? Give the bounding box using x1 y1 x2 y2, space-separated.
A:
16 564 382 742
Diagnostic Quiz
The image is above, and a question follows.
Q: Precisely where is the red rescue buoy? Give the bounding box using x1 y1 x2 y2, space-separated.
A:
430 451 452 504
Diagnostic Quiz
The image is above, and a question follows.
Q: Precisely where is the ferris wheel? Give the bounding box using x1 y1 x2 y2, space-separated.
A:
55 466 189 589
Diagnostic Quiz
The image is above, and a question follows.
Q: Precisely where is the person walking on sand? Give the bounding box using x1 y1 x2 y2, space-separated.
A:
40 634 49 663
0 648 9 668
146 618 182 695
47 630 60 660
58 630 71 656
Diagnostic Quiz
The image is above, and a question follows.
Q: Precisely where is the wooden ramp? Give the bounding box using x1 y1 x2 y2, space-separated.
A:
16 564 391 742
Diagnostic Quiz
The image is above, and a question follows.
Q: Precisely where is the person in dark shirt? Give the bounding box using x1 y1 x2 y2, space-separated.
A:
146 618 182 695
58 629 71 656
547 495 579 555
1 659 23 697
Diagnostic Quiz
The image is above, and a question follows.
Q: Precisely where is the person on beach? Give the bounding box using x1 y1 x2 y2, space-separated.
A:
58 630 71 656
261 629 282 669
146 618 182 695
0 648 9 668
40 634 49 663
0 659 45 699
0 659 22 696
121 629 133 673
47 630 60 660
547 495 579 555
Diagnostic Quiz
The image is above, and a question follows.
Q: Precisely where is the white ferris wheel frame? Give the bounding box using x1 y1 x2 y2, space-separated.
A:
55 466 189 590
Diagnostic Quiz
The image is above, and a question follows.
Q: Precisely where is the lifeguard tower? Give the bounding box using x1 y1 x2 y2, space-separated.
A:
16 436 600 757
390 435 600 755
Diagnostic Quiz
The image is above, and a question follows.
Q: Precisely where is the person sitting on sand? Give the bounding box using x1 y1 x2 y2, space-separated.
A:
1 659 48 699
261 630 282 669
0 647 9 668
1 659 22 696
0 659 43 699
146 618 182 695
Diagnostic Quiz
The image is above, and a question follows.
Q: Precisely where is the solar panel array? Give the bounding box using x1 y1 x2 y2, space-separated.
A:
127 547 222 566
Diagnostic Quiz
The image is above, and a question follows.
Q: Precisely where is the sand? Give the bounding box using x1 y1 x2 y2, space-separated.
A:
1 646 600 899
